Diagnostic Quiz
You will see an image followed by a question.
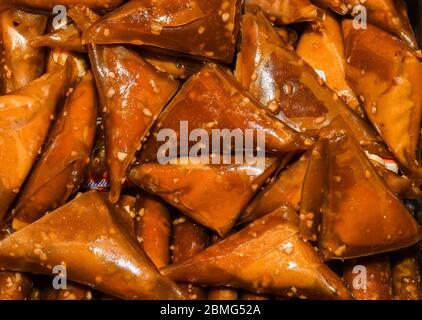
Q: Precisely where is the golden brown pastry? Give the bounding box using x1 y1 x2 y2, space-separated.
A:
245 0 321 24
141 49 204 80
68 4 100 33
84 113 109 191
0 63 75 221
236 10 389 158
208 287 238 300
296 10 360 112
391 246 421 300
75 1 108 192
0 8 47 93
312 0 417 49
298 139 327 241
172 216 209 300
318 119 422 259
207 233 238 300
345 0 417 50
89 44 179 203
45 47 87 77
0 191 184 300
0 0 124 11
0 271 33 300
371 161 422 200
240 153 308 224
140 63 313 163
12 71 97 229
0 228 33 300
30 23 85 53
311 0 348 14
130 157 280 236
113 194 138 233
83 0 243 63
344 21 422 179
136 194 172 270
343 255 393 300
161 205 351 300
42 281 94 300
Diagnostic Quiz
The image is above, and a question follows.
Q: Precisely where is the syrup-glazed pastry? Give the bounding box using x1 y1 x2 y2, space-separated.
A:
12 71 97 229
311 0 349 15
343 254 393 300
240 153 309 225
207 233 238 300
136 194 172 270
318 119 422 259
245 0 321 25
89 44 179 203
30 23 85 53
0 227 33 300
161 205 352 300
236 9 389 158
171 216 209 300
0 191 184 300
83 0 243 63
343 21 422 180
0 8 47 93
296 9 361 112
391 245 421 300
0 63 75 221
140 63 313 163
0 0 125 11
130 157 281 236
345 0 417 50
42 281 95 300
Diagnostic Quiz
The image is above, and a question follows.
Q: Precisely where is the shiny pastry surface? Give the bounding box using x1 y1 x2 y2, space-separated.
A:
0 0 421 301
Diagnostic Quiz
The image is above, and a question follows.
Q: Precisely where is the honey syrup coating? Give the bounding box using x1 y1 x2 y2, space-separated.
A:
83 0 244 63
0 226 32 300
235 9 390 158
0 0 125 11
207 233 238 300
343 254 393 300
343 21 422 180
140 63 313 163
296 9 361 112
245 0 321 25
346 0 417 50
0 62 76 222
240 152 309 225
161 205 352 300
0 191 184 300
130 157 281 236
171 216 209 300
318 119 422 259
0 0 420 301
12 71 98 229
136 193 172 270
391 245 421 300
0 8 47 93
30 23 85 53
89 43 179 203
